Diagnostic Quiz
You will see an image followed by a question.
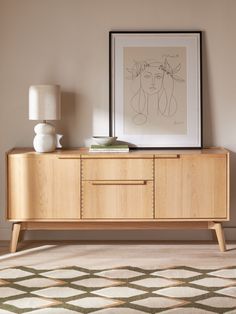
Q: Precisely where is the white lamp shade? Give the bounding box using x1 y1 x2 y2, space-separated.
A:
29 85 61 120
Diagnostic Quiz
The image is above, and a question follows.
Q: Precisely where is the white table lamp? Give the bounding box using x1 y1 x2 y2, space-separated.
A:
29 85 62 153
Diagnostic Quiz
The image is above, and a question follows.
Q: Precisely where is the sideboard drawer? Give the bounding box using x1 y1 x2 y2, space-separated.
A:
82 158 153 180
82 180 153 219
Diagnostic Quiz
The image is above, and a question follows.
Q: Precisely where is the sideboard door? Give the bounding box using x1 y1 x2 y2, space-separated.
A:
8 156 81 219
155 155 228 219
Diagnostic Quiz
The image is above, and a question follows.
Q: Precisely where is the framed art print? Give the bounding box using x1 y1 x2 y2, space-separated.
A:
109 31 202 148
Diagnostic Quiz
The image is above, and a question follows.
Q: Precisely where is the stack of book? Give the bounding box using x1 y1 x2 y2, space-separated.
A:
89 144 129 153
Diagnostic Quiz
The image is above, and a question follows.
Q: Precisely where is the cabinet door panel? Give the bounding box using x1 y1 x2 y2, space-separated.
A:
82 180 153 219
53 158 81 219
8 156 80 219
155 156 227 219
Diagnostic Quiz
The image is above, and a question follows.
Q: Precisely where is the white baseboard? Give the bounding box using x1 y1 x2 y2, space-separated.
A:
1 226 236 241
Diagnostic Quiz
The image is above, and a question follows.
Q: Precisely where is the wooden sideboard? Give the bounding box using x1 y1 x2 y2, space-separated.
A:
6 147 229 252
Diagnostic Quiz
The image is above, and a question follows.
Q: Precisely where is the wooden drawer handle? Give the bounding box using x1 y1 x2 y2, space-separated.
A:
57 157 80 159
91 180 146 185
156 154 180 159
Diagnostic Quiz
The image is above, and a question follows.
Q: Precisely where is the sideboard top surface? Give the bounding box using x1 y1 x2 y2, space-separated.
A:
7 147 229 159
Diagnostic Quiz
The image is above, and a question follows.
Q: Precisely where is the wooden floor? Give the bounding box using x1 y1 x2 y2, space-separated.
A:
0 241 235 269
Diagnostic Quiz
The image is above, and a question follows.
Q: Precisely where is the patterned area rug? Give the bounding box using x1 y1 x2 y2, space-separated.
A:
0 266 236 313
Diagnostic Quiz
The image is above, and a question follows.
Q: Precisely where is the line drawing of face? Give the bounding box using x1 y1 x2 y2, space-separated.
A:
126 58 184 125
140 65 163 95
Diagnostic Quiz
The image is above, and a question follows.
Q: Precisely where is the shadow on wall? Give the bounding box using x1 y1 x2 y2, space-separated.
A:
202 32 235 229
202 31 214 147
55 91 93 148
55 92 77 148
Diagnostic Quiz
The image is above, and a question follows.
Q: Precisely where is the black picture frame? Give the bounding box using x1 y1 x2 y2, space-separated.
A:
109 31 202 149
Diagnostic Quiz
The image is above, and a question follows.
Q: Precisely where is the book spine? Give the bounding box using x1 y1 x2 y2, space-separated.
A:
89 149 129 153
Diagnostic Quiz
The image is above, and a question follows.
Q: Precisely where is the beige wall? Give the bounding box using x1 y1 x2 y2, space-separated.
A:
1 0 236 240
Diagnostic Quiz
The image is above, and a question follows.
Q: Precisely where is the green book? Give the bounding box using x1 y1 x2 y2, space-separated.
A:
90 144 129 149
89 144 129 153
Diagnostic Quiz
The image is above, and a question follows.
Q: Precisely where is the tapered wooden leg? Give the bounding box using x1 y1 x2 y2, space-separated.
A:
10 223 21 253
215 223 226 252
211 229 217 242
212 222 226 252
18 229 25 243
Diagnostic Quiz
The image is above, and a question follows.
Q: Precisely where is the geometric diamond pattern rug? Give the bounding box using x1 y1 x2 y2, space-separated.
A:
0 266 236 313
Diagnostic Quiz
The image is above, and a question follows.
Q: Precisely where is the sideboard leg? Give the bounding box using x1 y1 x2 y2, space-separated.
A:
213 222 226 252
10 223 21 253
18 229 25 243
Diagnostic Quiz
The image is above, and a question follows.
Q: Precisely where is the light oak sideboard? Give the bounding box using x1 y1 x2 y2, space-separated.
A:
6 147 229 252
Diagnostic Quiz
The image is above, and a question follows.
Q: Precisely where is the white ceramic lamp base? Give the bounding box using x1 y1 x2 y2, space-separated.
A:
33 123 62 153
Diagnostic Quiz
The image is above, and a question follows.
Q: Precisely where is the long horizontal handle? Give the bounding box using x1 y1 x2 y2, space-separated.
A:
58 157 80 159
91 180 146 185
156 154 180 159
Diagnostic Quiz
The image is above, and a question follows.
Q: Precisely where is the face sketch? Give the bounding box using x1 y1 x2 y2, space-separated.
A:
141 65 163 95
